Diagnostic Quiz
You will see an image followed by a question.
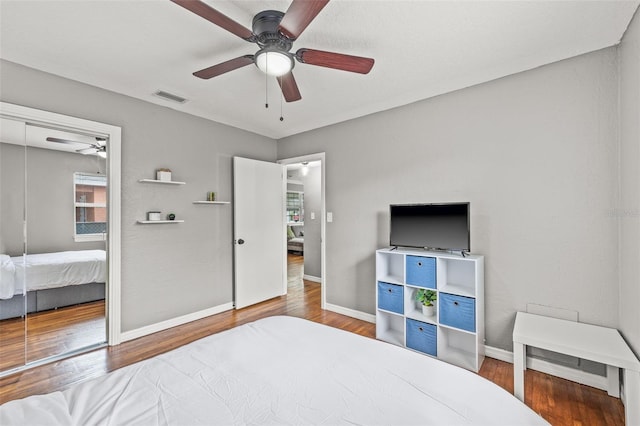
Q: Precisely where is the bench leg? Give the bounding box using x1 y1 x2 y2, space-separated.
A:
624 369 640 426
513 341 526 401
606 365 619 397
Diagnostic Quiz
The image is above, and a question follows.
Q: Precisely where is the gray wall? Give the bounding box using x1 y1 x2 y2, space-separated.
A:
619 10 640 356
0 59 277 332
26 146 106 254
278 47 620 351
1 142 106 255
302 165 321 278
0 142 24 255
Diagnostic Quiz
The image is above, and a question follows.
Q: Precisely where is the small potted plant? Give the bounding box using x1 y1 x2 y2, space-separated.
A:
415 289 437 317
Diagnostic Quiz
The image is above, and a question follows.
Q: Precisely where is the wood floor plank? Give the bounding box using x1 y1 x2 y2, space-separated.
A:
0 301 105 371
0 255 626 425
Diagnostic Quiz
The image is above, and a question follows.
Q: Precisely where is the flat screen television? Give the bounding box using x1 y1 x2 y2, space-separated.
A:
389 203 470 251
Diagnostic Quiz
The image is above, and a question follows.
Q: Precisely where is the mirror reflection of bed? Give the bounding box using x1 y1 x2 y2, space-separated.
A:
0 123 107 371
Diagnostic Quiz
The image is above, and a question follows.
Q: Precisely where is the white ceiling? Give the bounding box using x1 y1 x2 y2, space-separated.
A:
1 1 638 140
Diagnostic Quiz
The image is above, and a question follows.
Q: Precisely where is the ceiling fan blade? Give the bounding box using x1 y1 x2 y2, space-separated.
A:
296 48 374 74
193 55 254 79
278 0 329 40
76 147 99 155
46 137 92 145
277 72 302 102
170 0 254 41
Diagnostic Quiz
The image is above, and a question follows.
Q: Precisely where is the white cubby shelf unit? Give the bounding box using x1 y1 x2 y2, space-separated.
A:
375 247 485 372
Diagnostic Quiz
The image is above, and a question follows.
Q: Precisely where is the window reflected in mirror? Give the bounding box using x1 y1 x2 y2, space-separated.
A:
74 173 107 242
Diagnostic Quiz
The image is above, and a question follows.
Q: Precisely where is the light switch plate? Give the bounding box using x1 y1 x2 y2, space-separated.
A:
327 212 333 222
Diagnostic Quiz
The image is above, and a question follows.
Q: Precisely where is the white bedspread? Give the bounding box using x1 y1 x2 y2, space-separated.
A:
0 250 105 299
0 255 16 299
0 316 549 425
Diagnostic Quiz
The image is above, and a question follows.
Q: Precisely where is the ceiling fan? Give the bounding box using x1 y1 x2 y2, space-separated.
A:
170 0 375 102
46 137 107 157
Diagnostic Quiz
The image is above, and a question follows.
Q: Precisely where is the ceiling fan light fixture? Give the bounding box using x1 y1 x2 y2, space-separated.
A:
255 48 294 77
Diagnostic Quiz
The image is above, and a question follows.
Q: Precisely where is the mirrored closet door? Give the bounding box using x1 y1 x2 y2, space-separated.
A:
0 119 108 373
0 117 27 371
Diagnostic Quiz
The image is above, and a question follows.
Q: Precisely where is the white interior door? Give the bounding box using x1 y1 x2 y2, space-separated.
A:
233 157 285 309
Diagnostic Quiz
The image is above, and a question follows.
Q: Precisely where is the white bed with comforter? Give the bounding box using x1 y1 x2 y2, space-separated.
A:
0 316 548 425
0 250 106 320
0 250 105 299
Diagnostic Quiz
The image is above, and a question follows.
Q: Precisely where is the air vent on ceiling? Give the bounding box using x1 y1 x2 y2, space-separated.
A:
153 90 188 104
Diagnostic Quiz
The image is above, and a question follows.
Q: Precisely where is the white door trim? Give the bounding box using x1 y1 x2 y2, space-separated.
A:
278 153 326 309
0 101 122 345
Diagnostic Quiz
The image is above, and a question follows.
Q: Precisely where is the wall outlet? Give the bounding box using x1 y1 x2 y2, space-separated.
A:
327 212 333 222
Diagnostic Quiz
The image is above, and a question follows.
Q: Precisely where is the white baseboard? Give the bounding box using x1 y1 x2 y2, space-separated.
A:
484 345 608 392
120 302 234 343
303 274 321 283
325 303 376 323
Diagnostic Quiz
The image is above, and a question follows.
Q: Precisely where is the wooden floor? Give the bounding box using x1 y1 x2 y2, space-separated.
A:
0 301 105 371
0 254 625 425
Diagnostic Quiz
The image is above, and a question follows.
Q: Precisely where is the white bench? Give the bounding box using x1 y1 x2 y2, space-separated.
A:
513 312 640 426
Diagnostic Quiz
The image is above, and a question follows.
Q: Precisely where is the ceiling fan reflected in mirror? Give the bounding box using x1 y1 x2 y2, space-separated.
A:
46 137 107 158
170 0 375 102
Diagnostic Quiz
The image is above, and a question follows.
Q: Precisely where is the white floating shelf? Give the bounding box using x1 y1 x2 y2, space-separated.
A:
137 220 184 224
139 179 186 185
193 201 230 205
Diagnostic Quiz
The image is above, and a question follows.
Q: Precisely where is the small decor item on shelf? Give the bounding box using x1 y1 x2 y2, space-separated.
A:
156 168 172 181
207 191 216 201
147 211 161 221
416 288 437 317
167 213 176 221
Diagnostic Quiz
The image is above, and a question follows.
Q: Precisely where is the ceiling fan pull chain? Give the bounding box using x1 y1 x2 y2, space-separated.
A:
280 88 284 122
265 54 269 109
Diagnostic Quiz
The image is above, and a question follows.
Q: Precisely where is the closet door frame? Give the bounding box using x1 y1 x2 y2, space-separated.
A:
0 101 122 346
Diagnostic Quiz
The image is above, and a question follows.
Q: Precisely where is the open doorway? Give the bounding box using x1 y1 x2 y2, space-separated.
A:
279 154 325 308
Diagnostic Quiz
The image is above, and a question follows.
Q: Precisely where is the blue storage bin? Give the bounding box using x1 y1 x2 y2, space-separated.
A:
405 256 436 288
377 282 404 314
439 293 476 332
406 318 437 356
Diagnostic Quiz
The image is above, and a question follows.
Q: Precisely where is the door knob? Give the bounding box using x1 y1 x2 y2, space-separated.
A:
237 239 245 245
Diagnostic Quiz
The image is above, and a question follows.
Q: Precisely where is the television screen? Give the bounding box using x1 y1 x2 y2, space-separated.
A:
390 203 470 251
